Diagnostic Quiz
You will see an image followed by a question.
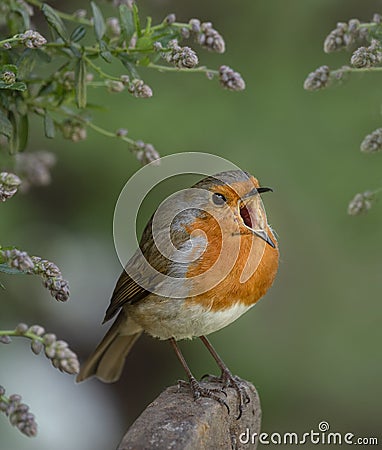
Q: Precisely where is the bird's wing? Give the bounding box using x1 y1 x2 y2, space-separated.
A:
103 211 195 323
103 216 170 323
102 269 149 323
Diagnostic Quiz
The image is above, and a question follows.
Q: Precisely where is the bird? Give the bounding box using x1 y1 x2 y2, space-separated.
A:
77 169 279 416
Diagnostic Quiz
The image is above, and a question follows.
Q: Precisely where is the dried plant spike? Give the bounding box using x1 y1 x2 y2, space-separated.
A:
165 14 176 25
19 30 47 49
116 128 128 137
31 340 43 355
105 80 125 93
348 191 375 216
61 120 87 142
189 18 201 33
0 386 37 437
196 21 225 53
127 79 153 98
361 128 382 153
15 323 28 334
28 325 45 336
161 40 199 69
0 172 22 202
351 40 382 68
304 65 331 91
218 65 245 91
0 324 79 375
180 27 190 39
0 335 12 344
1 249 34 271
323 20 360 53
15 151 57 192
131 140 160 165
0 250 71 301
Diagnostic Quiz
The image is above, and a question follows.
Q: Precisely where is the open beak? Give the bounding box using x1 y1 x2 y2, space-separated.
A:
238 187 276 248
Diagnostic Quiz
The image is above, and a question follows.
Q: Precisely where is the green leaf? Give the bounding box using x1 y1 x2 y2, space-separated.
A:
138 56 150 67
100 52 112 63
144 16 152 37
41 3 68 40
83 102 107 111
0 109 12 138
8 112 28 153
370 24 382 41
35 49 52 63
91 2 106 42
119 4 134 43
70 25 86 43
44 112 55 138
8 111 17 154
100 40 112 63
69 44 81 58
18 114 28 152
12 82 27 91
1 64 18 76
75 58 87 108
15 97 27 115
38 81 55 97
13 6 31 30
119 54 140 79
132 3 141 38
136 36 152 50
17 49 37 78
0 82 27 91
0 92 11 111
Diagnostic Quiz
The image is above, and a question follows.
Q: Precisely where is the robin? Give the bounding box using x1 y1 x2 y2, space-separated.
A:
77 169 279 417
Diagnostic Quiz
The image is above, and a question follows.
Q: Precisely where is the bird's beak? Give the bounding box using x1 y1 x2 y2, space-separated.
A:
238 187 276 248
251 228 276 248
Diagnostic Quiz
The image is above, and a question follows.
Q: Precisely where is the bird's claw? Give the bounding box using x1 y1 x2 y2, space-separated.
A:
188 376 230 414
180 372 250 419
200 373 215 381
201 370 251 419
222 372 251 419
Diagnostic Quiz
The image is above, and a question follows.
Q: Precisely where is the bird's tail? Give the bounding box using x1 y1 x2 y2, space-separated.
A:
76 311 142 383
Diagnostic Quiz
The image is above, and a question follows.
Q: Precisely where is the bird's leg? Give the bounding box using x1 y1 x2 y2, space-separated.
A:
168 337 229 413
199 335 251 419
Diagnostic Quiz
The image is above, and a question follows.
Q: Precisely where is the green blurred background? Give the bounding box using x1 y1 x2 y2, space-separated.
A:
1 0 382 448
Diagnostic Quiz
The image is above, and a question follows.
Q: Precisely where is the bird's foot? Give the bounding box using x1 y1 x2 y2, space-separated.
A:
178 376 230 414
201 370 250 419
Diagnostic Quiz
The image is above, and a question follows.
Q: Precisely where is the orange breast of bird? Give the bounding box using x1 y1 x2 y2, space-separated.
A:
184 219 279 312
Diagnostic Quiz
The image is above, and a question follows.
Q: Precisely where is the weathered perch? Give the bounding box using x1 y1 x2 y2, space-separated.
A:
118 378 261 450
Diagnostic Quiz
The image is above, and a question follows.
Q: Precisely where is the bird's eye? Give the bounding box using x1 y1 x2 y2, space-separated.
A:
212 192 227 206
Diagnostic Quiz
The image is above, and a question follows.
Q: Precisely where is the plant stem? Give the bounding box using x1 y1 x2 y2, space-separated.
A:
29 100 135 146
333 66 382 75
148 21 188 34
83 56 121 81
84 120 135 145
371 187 382 195
0 394 10 405
0 330 43 343
147 63 217 75
0 37 21 46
